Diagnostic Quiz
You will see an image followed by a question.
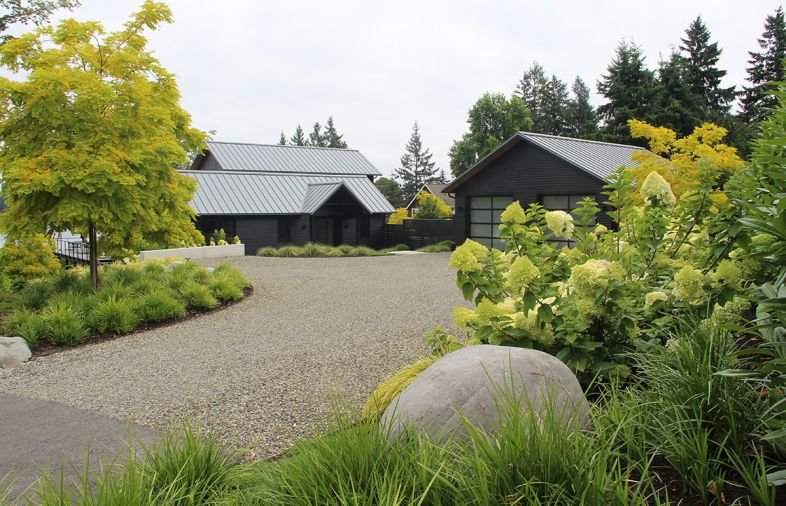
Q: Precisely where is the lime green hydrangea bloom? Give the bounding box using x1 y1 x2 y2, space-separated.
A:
569 259 611 296
507 255 540 293
475 298 512 325
644 290 669 310
640 171 676 207
673 266 705 303
594 223 608 234
512 309 555 346
454 306 477 328
545 210 575 239
706 296 751 326
710 259 742 289
449 239 488 272
500 201 526 224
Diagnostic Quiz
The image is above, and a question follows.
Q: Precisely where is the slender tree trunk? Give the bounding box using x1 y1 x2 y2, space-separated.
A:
89 222 99 290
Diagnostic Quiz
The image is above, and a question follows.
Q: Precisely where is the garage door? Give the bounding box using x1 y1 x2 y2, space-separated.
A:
468 196 513 249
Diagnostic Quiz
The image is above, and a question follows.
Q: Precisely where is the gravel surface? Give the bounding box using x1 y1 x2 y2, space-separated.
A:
0 253 466 458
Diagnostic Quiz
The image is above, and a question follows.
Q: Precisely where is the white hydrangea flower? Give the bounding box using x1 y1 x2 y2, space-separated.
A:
545 210 575 239
640 171 676 207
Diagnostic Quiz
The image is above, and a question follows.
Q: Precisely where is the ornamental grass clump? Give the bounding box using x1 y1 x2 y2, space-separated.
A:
42 301 87 345
180 281 218 309
89 296 139 334
4 308 46 348
134 290 186 323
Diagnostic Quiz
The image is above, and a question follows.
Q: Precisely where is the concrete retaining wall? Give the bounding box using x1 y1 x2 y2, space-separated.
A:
138 243 245 260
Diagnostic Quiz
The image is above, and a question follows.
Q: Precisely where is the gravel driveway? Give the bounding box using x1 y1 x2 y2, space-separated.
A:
0 253 465 458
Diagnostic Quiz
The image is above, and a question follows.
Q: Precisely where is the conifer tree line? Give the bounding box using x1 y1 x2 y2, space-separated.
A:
448 7 786 176
278 116 348 148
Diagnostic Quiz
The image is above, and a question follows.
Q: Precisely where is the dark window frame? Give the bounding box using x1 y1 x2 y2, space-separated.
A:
538 193 598 248
467 195 514 249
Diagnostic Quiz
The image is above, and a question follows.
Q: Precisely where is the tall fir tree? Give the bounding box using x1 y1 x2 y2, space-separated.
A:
323 116 347 148
741 6 786 125
679 16 736 118
651 52 702 136
394 122 439 202
278 131 286 145
307 122 327 147
597 41 658 144
289 124 306 146
515 62 571 135
566 76 598 138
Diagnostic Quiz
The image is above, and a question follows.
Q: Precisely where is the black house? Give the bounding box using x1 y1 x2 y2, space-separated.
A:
442 132 646 249
183 142 395 253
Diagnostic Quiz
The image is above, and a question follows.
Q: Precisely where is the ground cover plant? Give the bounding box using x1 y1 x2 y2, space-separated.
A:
0 259 251 351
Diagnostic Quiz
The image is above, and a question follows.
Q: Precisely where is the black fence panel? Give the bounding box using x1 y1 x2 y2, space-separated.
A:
385 219 454 249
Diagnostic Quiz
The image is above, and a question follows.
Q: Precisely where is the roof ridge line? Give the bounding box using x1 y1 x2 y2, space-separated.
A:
179 170 369 177
518 131 646 150
208 140 360 152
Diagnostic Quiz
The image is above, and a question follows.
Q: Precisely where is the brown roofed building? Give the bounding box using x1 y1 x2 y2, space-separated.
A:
405 183 455 217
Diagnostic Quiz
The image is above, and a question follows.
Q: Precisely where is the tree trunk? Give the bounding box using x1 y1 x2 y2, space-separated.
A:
89 222 99 290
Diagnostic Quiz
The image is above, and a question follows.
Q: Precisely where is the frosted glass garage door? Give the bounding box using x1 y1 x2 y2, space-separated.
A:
468 196 513 250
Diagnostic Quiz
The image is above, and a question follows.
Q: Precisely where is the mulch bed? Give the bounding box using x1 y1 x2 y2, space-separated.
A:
31 286 254 358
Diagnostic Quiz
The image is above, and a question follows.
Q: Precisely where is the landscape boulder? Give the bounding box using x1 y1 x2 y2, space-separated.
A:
0 336 32 370
380 345 588 442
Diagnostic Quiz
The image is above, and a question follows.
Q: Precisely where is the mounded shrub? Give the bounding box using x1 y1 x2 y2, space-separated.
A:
256 247 278 257
134 290 186 323
42 301 87 345
276 245 303 257
89 296 140 334
212 264 250 289
209 276 243 302
18 279 55 310
4 308 47 349
181 281 218 310
302 243 329 257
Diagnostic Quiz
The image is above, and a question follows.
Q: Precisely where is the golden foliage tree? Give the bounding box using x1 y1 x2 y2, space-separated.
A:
628 120 743 199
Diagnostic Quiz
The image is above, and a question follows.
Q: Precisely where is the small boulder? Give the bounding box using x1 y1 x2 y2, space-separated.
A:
381 345 588 442
165 261 185 273
0 336 32 370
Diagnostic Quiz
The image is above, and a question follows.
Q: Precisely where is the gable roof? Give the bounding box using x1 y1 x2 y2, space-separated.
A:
405 183 456 210
192 141 381 176
182 171 395 215
301 183 344 214
442 132 646 193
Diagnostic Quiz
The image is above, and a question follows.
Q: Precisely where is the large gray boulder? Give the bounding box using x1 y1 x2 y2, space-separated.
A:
381 345 588 442
0 336 32 370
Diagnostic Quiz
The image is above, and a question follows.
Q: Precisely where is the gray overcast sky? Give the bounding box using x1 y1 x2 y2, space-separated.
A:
29 1 786 176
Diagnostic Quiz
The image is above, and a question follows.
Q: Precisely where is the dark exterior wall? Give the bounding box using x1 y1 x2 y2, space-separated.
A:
369 215 385 248
235 216 278 254
195 152 223 171
291 215 310 245
452 142 612 243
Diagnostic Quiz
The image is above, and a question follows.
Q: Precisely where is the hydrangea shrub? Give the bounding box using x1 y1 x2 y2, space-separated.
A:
449 153 761 382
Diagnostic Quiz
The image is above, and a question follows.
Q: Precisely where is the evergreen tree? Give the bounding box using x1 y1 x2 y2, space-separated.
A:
307 122 326 147
566 76 598 138
289 124 306 146
515 62 571 135
449 93 532 176
278 131 286 145
679 16 736 118
651 52 702 136
596 41 658 144
394 122 440 202
741 6 786 124
436 168 448 183
373 176 404 208
323 116 347 148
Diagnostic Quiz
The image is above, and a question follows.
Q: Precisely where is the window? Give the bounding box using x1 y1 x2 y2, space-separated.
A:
468 196 513 249
540 194 596 247
277 217 291 243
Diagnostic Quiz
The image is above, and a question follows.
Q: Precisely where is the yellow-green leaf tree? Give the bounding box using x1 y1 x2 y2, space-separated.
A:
413 191 453 219
0 1 206 288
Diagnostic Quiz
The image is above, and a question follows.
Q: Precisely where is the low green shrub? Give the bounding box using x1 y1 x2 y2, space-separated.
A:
418 240 455 253
389 243 410 251
89 296 140 334
212 264 251 289
302 243 329 257
41 301 87 345
4 308 46 348
209 276 243 302
17 279 54 310
134 290 186 323
351 246 378 257
337 244 355 255
276 245 303 257
256 247 278 257
181 281 218 310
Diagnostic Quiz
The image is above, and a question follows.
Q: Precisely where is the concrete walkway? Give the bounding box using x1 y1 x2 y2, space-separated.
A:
0 393 155 502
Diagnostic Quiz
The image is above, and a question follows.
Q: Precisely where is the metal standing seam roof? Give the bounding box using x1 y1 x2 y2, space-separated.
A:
181 171 395 215
443 132 647 193
301 183 344 214
203 141 381 176
517 132 645 181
